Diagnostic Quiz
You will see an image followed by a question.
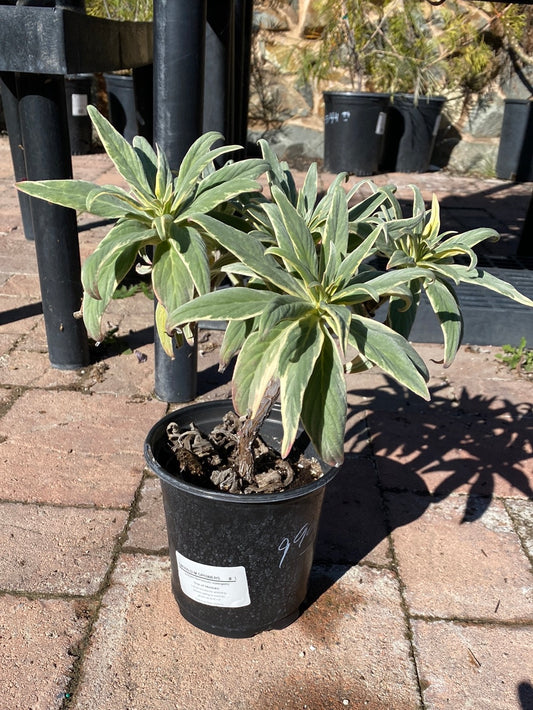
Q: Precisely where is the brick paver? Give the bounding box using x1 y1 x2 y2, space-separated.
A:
0 595 89 710
72 557 421 710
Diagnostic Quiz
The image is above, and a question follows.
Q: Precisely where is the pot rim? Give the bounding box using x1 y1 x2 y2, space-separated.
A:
144 399 338 505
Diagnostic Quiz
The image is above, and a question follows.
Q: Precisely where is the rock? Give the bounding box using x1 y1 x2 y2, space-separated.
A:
253 8 290 32
447 140 499 176
466 95 505 138
248 124 324 168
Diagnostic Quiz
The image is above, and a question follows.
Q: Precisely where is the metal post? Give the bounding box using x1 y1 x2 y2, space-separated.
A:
204 0 234 140
152 0 206 402
17 71 89 369
233 0 253 150
0 71 35 241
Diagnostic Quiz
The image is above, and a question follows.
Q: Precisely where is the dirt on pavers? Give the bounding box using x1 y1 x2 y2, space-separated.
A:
388 494 533 623
70 555 421 710
0 595 90 710
412 620 533 710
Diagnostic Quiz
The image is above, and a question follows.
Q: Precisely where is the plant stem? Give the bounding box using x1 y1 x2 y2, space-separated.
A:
237 379 281 483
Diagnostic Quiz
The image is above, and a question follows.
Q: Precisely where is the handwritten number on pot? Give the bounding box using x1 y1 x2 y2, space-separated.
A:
278 523 312 568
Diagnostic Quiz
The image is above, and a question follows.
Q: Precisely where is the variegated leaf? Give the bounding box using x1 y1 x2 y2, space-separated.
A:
300 330 346 466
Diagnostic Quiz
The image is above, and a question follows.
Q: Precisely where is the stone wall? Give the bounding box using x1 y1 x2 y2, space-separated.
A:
249 0 533 176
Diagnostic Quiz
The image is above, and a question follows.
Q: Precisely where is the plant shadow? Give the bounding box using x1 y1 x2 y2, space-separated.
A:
305 376 532 609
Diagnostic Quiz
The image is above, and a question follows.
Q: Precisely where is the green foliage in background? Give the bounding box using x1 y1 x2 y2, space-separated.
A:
496 337 533 374
85 0 152 22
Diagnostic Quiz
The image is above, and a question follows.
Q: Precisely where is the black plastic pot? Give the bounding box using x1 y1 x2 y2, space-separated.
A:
144 400 337 638
323 91 389 176
381 94 445 173
64 74 93 155
496 99 533 182
104 72 139 144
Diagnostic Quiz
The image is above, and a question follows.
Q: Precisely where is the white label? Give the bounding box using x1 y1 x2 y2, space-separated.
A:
176 551 251 608
375 111 387 135
432 113 442 137
71 94 88 117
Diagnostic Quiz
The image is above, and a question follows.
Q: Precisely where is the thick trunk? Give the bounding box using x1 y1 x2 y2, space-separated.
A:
237 378 280 483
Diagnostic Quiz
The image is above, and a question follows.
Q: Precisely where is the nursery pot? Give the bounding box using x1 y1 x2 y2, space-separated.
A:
496 99 533 182
104 73 139 144
323 91 389 176
381 94 445 173
64 74 93 155
144 400 337 638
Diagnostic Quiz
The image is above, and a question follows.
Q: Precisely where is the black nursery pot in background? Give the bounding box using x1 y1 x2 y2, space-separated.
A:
144 400 337 638
323 91 390 176
496 99 533 182
64 74 93 155
380 94 445 173
104 73 138 144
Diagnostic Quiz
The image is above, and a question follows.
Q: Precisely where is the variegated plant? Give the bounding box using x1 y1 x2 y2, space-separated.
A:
168 150 533 472
17 106 267 354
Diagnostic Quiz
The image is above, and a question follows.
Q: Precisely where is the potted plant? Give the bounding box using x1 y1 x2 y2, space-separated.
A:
296 0 496 173
17 109 533 638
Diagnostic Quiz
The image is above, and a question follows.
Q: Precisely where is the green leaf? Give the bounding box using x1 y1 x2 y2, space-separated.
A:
296 162 318 221
16 179 98 212
81 291 107 341
189 214 307 298
387 250 417 269
279 315 324 457
133 136 158 190
265 246 319 287
269 186 319 278
86 187 148 219
167 287 277 331
81 242 139 339
172 132 242 210
321 303 351 355
232 322 292 416
347 188 390 222
81 220 155 299
155 301 176 357
309 172 349 231
334 224 382 289
258 138 298 205
196 158 268 194
386 282 421 339
435 227 499 252
168 224 210 297
180 178 264 219
220 319 252 370
152 240 195 316
322 186 348 285
257 295 314 336
424 278 463 366
300 330 347 466
333 266 431 305
349 316 430 400
455 266 533 307
88 106 154 200
155 145 173 202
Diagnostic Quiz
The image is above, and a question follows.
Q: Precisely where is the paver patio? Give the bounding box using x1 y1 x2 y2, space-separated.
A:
0 135 531 709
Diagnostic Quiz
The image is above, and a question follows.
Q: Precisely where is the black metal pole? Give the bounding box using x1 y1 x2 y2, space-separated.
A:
152 0 206 402
204 0 234 140
0 71 35 241
17 71 89 369
233 0 253 150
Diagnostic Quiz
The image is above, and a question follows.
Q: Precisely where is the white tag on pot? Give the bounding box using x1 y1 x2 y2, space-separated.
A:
375 112 387 135
176 551 251 608
71 94 89 116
